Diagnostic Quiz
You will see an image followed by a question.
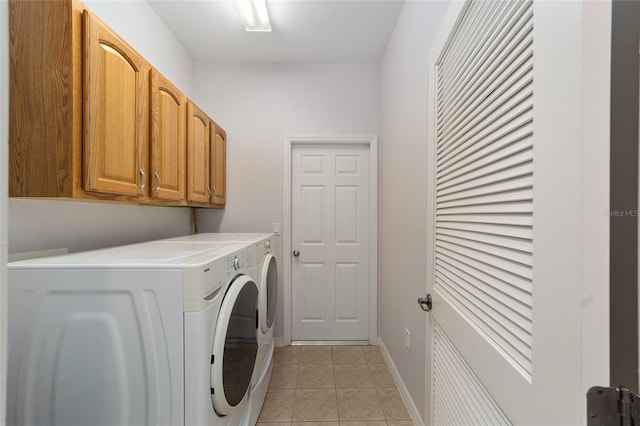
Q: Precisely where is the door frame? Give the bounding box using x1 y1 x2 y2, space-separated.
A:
283 135 378 346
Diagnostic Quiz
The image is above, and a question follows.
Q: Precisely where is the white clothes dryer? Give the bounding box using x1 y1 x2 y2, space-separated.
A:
247 234 278 425
164 233 278 423
7 239 257 426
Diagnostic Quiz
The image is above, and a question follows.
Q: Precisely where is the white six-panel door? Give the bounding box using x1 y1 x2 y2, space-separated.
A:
290 143 371 342
425 1 610 424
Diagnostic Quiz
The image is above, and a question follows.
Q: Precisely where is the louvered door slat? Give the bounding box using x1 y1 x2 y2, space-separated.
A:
441 182 533 207
437 1 502 87
438 148 532 193
436 281 532 372
437 114 532 176
435 268 532 328
436 258 532 320
433 323 512 426
436 247 532 295
438 0 516 102
438 161 533 196
434 6 534 382
438 1 510 100
437 233 531 265
435 272 532 358
438 2 533 134
438 131 532 187
437 99 533 174
436 254 532 308
437 240 532 280
438 61 533 152
438 1 533 135
435 333 507 424
435 274 531 351
437 228 532 253
436 216 532 230
438 90 533 162
437 204 533 219
439 31 532 141
438 34 532 143
439 178 532 208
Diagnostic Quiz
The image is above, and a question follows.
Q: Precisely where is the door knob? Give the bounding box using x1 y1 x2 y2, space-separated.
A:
418 294 432 312
292 250 300 257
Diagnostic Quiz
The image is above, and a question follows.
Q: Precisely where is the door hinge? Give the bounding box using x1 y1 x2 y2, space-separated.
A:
588 386 640 425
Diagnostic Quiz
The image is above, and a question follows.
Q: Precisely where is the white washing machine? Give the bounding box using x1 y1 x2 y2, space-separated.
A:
7 239 258 426
165 233 277 424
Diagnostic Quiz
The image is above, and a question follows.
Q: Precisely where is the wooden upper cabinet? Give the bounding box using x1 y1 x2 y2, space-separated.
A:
9 0 226 208
187 102 212 205
211 124 227 207
83 10 150 197
9 0 84 198
151 70 186 202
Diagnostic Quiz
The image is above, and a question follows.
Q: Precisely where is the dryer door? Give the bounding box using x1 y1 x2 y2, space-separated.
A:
259 254 278 333
210 275 258 416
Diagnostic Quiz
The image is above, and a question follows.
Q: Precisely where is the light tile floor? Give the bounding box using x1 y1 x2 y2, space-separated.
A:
257 345 414 426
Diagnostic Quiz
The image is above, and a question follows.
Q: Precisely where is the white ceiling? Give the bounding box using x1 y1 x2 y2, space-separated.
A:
146 0 406 62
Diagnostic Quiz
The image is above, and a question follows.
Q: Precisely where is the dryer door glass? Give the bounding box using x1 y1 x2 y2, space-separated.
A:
263 255 278 330
211 275 258 414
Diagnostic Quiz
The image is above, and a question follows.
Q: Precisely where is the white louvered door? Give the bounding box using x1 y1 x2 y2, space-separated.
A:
425 0 603 424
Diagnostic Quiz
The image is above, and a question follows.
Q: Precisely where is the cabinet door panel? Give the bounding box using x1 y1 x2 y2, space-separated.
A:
83 10 149 196
187 102 211 204
151 70 186 201
211 125 226 207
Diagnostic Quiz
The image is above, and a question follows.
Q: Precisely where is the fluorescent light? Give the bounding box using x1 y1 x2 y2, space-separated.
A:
236 0 272 32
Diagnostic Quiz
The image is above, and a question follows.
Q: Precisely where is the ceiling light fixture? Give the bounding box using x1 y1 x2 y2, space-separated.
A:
236 0 272 32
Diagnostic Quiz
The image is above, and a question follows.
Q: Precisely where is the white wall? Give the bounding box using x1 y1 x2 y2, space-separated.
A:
191 62 380 338
378 1 450 421
8 1 197 255
83 0 195 96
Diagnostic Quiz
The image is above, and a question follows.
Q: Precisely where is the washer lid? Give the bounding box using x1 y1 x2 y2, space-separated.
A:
210 275 258 415
8 241 249 269
164 233 269 242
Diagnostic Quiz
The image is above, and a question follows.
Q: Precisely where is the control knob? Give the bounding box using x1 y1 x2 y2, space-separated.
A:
233 256 242 270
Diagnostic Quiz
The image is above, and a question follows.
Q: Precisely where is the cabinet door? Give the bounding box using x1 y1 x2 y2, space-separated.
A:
83 10 149 197
187 102 212 204
151 70 186 201
211 124 226 207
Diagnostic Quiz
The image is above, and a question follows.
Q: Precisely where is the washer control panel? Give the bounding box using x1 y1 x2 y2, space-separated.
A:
233 256 242 270
224 247 254 274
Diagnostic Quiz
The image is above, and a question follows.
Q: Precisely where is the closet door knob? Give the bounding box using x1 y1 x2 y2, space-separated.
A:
292 250 300 257
418 294 432 312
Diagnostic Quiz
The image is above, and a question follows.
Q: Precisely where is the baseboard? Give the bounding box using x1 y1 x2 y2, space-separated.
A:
378 337 424 426
273 337 285 347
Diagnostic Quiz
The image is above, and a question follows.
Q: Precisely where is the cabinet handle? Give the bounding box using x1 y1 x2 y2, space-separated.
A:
154 172 161 193
139 169 146 191
206 186 212 200
212 187 218 199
